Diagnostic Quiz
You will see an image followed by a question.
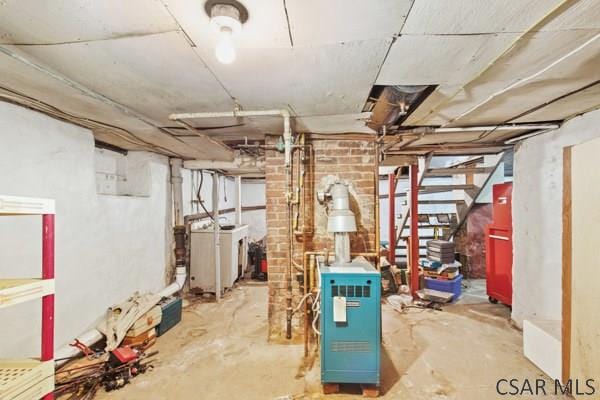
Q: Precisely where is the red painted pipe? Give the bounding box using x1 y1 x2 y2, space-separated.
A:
409 164 420 297
42 214 55 400
388 173 396 264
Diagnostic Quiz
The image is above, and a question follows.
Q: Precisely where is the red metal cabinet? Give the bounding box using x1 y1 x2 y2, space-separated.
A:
486 182 513 306
492 183 512 226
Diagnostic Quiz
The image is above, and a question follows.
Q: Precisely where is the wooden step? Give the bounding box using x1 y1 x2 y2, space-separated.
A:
396 244 427 249
416 212 456 215
425 167 494 176
417 199 466 205
420 184 477 193
398 235 436 240
401 224 451 229
447 156 484 168
383 190 474 199
416 212 456 217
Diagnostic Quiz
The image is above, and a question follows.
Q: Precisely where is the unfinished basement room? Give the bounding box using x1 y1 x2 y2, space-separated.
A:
1 1 599 399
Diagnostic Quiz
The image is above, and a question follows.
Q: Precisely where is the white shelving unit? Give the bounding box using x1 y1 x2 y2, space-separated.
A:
0 279 55 309
0 360 54 400
0 195 56 400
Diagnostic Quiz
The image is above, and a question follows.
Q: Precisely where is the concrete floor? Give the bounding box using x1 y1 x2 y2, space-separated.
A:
95 280 566 400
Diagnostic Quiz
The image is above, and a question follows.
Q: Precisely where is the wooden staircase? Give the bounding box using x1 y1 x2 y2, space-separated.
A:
391 153 505 265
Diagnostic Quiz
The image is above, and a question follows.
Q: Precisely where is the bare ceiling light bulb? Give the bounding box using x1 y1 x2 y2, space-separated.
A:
215 26 235 64
207 2 247 65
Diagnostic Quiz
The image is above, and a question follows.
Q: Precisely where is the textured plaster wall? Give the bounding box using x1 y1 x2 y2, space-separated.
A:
0 102 171 357
512 109 600 327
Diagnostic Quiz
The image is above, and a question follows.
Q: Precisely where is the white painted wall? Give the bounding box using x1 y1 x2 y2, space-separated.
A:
181 170 237 221
94 148 155 196
181 171 266 241
240 180 267 241
512 109 600 327
0 102 171 357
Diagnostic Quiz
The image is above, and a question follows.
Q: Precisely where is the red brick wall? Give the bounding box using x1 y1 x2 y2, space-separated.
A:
265 136 377 341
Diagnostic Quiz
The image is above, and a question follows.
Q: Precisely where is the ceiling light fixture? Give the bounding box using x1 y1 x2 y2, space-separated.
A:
205 0 248 64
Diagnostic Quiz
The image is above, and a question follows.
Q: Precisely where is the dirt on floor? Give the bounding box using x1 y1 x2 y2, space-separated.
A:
93 280 567 400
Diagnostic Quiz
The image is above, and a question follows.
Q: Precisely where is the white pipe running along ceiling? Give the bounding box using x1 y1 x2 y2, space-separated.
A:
0 0 598 158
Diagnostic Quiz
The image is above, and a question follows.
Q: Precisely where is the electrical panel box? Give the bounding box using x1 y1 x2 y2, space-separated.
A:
320 259 381 385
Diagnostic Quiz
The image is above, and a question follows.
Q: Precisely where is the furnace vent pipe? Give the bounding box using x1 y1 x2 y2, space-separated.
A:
319 182 357 264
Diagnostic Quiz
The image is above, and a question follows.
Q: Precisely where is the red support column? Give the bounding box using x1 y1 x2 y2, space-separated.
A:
388 173 396 264
409 164 420 297
42 214 55 400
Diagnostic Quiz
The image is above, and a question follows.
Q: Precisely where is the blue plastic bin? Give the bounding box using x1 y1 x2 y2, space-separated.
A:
424 274 462 302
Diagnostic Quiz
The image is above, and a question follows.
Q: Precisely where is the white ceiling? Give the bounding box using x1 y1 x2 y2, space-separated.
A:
376 33 521 86
403 0 600 131
285 0 412 46
0 0 598 159
0 1 178 44
400 0 566 34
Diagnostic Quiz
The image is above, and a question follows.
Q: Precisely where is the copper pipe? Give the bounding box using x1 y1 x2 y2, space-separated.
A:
351 252 378 258
287 140 314 340
303 247 309 356
308 254 317 294
294 143 314 236
303 251 326 286
302 251 325 356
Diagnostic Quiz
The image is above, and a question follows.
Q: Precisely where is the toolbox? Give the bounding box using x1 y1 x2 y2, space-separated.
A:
157 296 183 336
126 306 162 337
424 274 463 302
426 240 455 264
122 327 157 350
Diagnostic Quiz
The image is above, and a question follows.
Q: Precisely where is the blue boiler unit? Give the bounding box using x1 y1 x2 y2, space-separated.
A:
320 260 381 385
